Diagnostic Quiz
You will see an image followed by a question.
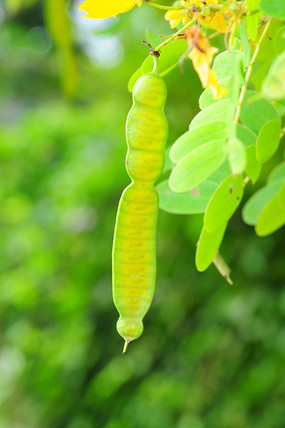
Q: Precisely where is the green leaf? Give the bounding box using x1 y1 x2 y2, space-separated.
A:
213 50 245 81
273 26 285 54
239 20 251 65
240 90 280 134
245 145 262 184
169 141 226 193
245 0 262 41
189 100 229 131
242 179 284 225
157 179 218 214
262 51 285 100
256 119 281 163
251 21 283 91
210 162 232 182
204 174 244 232
260 0 285 19
268 161 285 183
255 191 285 236
278 182 285 209
228 138 246 174
198 78 230 110
170 122 228 163
237 124 257 147
128 39 188 92
195 223 227 272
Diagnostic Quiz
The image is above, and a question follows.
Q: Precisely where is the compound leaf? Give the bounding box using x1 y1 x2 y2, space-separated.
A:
169 140 226 193
196 223 227 272
242 179 284 225
240 90 280 134
228 138 246 174
204 174 244 232
157 179 218 215
255 190 285 236
245 145 262 184
256 119 281 163
170 122 227 163
189 100 229 131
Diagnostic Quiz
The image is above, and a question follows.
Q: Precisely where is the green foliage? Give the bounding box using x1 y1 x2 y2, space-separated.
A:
157 179 218 214
169 140 226 192
260 0 285 19
240 91 280 134
204 175 244 233
262 50 285 100
196 223 227 271
256 119 281 163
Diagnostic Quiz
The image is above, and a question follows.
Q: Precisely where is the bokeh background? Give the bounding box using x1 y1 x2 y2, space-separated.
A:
1 1 285 427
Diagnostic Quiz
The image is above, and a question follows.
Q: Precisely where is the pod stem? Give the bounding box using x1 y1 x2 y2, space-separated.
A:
122 339 130 354
152 55 158 73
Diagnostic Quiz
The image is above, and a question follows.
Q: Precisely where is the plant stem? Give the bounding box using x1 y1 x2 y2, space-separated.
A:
233 17 272 128
145 1 182 11
155 18 196 52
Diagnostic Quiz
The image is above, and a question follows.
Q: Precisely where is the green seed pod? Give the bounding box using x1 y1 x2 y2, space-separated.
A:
112 58 168 352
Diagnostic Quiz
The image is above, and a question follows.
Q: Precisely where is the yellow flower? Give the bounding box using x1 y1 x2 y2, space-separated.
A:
185 27 228 99
164 9 191 29
199 10 232 33
165 0 232 33
79 0 142 19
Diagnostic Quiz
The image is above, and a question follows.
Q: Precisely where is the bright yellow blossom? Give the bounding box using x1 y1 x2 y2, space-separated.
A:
79 0 143 19
164 9 191 29
165 0 232 33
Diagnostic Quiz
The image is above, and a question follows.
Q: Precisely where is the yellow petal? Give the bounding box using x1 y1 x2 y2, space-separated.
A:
200 12 232 33
79 0 138 19
209 70 229 99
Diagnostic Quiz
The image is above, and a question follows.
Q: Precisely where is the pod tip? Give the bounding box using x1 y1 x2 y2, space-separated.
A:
122 339 130 354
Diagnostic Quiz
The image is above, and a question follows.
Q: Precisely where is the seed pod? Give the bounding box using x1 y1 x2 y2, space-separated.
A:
112 58 168 352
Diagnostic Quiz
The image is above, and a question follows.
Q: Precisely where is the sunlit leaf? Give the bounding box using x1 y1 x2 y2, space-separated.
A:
239 21 251 65
195 223 227 272
273 26 285 54
190 100 229 131
242 179 284 225
245 0 262 41
157 180 218 214
262 51 285 100
268 161 285 183
260 0 285 19
170 122 227 163
204 174 244 232
228 138 246 174
169 140 226 193
245 145 262 184
255 190 285 236
256 119 281 163
278 182 285 209
240 90 280 134
198 78 230 109
237 124 257 147
213 50 245 81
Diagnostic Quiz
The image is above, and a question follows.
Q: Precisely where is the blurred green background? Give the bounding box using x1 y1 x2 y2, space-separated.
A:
1 1 285 427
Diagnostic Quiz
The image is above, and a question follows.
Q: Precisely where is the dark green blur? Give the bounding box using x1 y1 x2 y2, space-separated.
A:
0 1 284 427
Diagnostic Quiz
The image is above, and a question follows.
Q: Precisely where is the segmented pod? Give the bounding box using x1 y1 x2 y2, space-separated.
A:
112 58 168 351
